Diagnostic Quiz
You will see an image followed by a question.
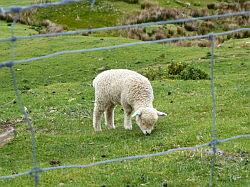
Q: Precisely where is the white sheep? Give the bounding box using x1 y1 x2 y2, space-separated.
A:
92 69 166 135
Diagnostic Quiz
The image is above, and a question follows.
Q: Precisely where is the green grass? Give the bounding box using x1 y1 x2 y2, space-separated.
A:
0 0 33 7
0 17 249 187
0 21 37 38
0 0 59 7
33 0 219 29
35 0 141 29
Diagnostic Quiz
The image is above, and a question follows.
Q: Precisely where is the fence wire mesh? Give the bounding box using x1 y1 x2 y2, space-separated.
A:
0 0 249 186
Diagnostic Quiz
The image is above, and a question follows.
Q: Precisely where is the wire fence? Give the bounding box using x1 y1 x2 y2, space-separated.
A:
0 0 250 186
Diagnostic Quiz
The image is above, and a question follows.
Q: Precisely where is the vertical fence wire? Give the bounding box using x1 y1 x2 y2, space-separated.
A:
87 0 96 33
209 34 218 187
8 16 40 187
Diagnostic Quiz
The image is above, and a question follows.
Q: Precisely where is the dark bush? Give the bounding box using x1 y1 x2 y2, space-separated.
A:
179 66 209 80
233 32 244 39
223 23 238 31
174 41 192 47
33 0 52 3
242 1 250 10
177 26 186 35
141 63 209 81
197 40 210 47
242 30 250 38
201 21 215 29
127 28 151 40
154 29 166 40
168 62 209 80
113 0 138 4
122 0 139 4
140 0 158 9
190 8 209 17
207 3 216 9
168 62 187 76
228 3 239 11
167 27 175 36
216 2 229 10
184 22 197 31
197 26 210 35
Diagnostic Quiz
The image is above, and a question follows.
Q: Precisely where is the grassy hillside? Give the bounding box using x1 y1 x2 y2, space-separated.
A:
0 0 34 7
0 0 59 7
0 0 219 7
0 17 249 187
0 21 37 38
2 0 248 44
1 0 221 29
35 0 220 29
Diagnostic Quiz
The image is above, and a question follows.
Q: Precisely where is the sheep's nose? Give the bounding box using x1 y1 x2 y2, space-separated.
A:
142 129 151 135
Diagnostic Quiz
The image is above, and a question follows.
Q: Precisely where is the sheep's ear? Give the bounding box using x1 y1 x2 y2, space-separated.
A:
157 111 167 117
132 110 141 118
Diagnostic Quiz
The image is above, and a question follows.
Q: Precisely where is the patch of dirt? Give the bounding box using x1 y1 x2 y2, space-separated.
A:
0 127 16 148
0 118 24 132
0 118 25 147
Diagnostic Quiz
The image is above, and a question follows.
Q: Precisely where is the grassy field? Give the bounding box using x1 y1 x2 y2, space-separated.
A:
0 0 237 28
0 0 59 7
0 15 249 187
33 0 220 29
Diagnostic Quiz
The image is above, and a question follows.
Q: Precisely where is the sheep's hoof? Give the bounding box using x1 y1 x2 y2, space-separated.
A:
94 127 102 132
124 125 132 130
108 125 116 129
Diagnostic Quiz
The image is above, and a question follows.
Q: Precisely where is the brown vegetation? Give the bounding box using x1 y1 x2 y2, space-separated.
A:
122 1 250 46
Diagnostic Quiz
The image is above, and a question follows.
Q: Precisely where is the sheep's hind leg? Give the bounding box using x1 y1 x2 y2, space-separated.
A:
122 103 133 130
105 104 115 129
93 104 104 132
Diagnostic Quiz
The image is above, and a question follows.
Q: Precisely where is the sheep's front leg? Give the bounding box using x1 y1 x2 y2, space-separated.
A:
93 104 104 132
122 103 133 130
105 104 115 129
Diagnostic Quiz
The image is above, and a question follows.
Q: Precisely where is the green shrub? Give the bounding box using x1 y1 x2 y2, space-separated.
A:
33 0 52 3
140 62 209 81
184 22 197 31
179 66 209 80
168 62 187 76
177 26 186 35
168 62 209 80
118 0 139 4
207 3 216 9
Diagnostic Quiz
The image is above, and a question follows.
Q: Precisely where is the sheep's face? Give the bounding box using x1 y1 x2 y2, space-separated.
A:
133 107 166 135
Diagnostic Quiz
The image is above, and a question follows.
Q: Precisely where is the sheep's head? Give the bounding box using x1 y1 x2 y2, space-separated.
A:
132 107 167 135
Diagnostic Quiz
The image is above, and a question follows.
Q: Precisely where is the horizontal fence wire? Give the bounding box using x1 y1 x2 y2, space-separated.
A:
0 134 249 180
0 28 249 69
0 11 249 43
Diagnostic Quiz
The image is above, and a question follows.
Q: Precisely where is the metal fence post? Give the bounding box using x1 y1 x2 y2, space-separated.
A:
9 16 40 187
209 33 218 187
